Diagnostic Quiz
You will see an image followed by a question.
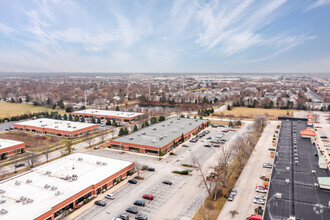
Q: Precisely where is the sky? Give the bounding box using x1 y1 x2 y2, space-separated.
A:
0 0 330 73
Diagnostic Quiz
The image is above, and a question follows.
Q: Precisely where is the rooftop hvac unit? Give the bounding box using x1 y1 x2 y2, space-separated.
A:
314 183 319 188
0 209 8 215
46 171 52 175
287 216 296 220
97 161 102 165
286 167 290 171
55 126 58 128
162 125 165 127
20 196 26 202
294 150 298 153
65 175 72 180
294 154 298 157
44 184 50 189
73 126 76 129
68 126 71 128
26 179 32 184
55 191 61 196
153 128 157 130
275 193 282 199
26 198 33 203
0 189 5 194
312 170 316 175
78 157 83 161
295 160 299 165
51 186 58 191
129 137 134 140
152 139 156 143
285 179 290 184
39 120 43 123
142 132 146 135
159 136 163 140
72 176 78 181
102 162 107 166
15 181 20 186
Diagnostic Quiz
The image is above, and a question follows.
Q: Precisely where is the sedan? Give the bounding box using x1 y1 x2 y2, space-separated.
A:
228 194 234 201
182 144 189 147
126 207 138 214
135 214 148 220
94 200 106 207
147 167 155 172
143 194 154 200
320 136 328 139
230 189 237 196
256 188 268 193
134 200 145 206
162 180 172 185
15 163 25 168
204 143 212 147
255 194 265 199
263 163 272 168
128 179 137 184
189 139 197 143
105 194 115 200
113 214 129 220
222 130 229 133
206 137 212 140
253 199 265 205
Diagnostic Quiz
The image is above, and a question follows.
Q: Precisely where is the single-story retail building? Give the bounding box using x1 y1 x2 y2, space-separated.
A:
72 109 144 122
13 119 98 138
0 153 135 220
109 117 210 154
0 138 25 160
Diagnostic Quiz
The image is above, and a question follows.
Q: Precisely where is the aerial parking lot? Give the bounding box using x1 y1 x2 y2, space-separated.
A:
76 123 251 220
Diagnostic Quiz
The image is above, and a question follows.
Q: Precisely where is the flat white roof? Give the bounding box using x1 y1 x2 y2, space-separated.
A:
73 109 143 118
14 119 97 132
0 139 24 150
0 153 133 220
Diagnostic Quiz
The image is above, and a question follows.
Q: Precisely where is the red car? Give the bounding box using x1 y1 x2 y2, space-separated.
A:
222 130 229 133
143 194 154 200
256 185 268 190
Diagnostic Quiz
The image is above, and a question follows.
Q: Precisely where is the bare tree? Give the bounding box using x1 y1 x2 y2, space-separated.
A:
26 152 39 168
13 153 21 173
43 148 52 162
87 138 94 148
217 146 237 186
0 164 4 180
253 114 267 132
61 141 76 156
192 155 212 196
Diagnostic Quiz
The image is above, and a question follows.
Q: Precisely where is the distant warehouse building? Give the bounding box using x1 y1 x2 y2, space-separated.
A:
72 109 144 122
0 153 135 220
0 139 25 160
109 117 210 154
13 119 98 138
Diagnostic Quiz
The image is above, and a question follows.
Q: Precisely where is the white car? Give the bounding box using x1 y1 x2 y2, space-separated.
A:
105 194 115 200
256 188 268 193
253 199 265 205
255 194 265 199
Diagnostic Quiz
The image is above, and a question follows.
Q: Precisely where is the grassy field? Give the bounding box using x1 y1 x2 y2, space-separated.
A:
213 107 295 120
0 102 64 118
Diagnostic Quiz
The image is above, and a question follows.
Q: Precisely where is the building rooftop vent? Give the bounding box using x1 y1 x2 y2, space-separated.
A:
26 179 32 184
44 184 50 189
153 128 157 130
0 190 5 194
46 171 52 175
26 198 33 203
15 181 20 186
129 137 134 140
51 186 58 191
72 175 78 181
142 132 146 135
55 191 61 196
96 161 102 165
0 209 8 215
285 179 290 184
65 175 72 180
78 157 83 161
102 162 107 166
314 183 319 188
286 167 290 171
312 170 316 175
275 193 282 199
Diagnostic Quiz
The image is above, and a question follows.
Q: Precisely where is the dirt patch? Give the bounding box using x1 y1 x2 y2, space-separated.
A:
0 131 62 151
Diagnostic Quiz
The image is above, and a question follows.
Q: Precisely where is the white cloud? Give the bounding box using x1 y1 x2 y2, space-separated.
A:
306 0 330 11
0 23 15 36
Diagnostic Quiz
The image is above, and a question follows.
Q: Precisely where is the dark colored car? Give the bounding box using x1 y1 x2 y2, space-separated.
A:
189 139 197 143
128 179 137 184
147 167 155 172
182 144 189 147
135 214 148 220
134 200 145 206
320 136 328 139
116 214 129 220
268 148 276 151
94 200 106 207
162 180 172 185
126 207 138 214
15 163 25 168
143 194 154 200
